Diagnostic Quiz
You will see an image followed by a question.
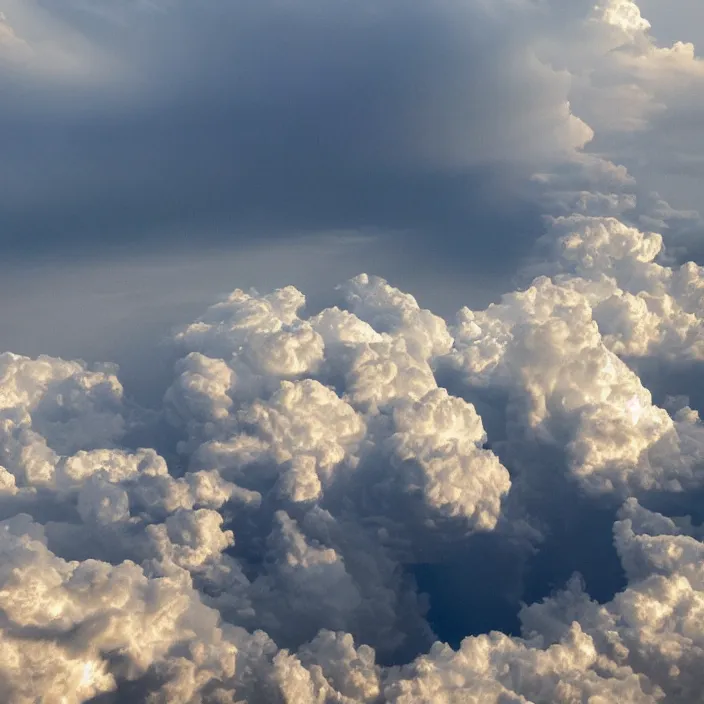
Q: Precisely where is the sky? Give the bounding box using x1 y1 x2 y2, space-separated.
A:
1 1 704 702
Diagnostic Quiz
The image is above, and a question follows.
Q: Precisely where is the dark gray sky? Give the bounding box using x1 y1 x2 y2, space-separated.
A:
0 0 560 260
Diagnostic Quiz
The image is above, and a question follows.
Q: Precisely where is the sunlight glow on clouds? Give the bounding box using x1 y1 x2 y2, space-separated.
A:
0 1 704 702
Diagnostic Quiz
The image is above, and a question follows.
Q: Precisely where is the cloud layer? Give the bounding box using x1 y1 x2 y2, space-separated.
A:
1 203 703 700
0 0 702 271
1 208 703 700
1 1 704 702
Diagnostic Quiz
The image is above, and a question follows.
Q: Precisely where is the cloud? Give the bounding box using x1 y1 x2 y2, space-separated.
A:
0 184 702 699
0 0 626 271
0 0 700 295
0 1 704 702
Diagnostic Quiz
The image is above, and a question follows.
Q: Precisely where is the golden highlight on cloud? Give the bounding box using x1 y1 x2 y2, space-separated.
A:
0 1 703 702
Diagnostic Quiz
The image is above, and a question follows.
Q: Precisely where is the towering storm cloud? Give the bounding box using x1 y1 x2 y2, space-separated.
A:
0 0 704 702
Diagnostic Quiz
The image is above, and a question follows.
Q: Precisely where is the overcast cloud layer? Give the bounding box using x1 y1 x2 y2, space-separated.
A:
1 0 703 265
1 1 704 702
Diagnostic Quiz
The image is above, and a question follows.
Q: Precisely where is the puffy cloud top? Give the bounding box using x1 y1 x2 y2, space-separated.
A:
1 193 704 698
